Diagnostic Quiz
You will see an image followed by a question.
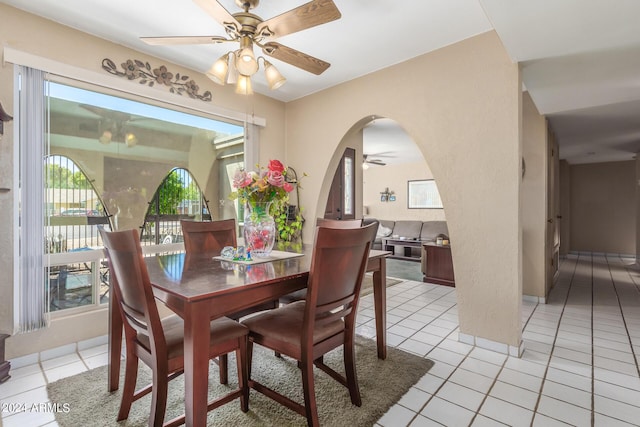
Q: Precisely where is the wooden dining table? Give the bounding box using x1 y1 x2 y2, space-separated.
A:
107 246 389 427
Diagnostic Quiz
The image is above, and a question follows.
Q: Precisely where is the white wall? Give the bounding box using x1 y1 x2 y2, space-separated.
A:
363 161 446 222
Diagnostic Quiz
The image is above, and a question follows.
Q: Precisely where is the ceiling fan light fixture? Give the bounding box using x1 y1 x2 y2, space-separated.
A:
362 162 369 170
235 74 253 95
143 0 341 94
263 59 286 90
99 130 112 145
125 132 138 147
206 53 230 85
235 37 259 76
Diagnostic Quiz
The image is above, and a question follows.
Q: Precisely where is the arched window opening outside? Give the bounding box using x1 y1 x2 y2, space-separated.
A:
141 168 211 245
45 155 112 312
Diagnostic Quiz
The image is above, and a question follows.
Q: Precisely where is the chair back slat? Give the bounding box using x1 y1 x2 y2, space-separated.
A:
305 223 377 327
120 301 150 334
100 228 165 351
181 219 237 255
315 218 362 229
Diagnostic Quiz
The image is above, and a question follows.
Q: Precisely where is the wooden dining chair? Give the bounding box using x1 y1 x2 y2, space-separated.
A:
180 219 278 383
180 218 236 254
279 218 364 305
241 223 377 427
100 228 249 427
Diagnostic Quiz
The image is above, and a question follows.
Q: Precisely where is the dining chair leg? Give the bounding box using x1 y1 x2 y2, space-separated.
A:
149 364 169 427
301 357 320 427
344 332 362 406
246 340 254 380
117 352 138 421
236 339 249 412
219 354 228 384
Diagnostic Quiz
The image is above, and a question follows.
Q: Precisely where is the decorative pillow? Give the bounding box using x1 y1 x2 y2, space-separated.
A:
376 225 393 238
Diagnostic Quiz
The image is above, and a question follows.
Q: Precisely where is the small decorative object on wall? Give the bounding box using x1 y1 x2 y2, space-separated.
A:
380 187 394 202
102 58 212 102
0 101 13 139
408 179 443 209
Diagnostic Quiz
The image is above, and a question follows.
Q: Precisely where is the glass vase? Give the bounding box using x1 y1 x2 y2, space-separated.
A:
243 202 276 257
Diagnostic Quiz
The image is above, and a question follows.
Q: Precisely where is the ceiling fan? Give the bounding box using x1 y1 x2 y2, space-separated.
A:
363 154 386 169
140 0 342 93
80 105 140 147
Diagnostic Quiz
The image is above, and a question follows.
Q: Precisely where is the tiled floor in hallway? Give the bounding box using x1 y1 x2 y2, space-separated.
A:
362 253 640 426
2 253 640 426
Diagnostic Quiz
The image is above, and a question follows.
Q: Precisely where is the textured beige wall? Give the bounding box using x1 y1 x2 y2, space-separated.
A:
559 160 571 256
521 92 547 298
570 161 636 254
0 4 286 358
286 32 523 347
363 161 446 222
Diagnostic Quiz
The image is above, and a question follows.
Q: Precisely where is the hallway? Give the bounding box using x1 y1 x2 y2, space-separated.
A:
361 253 640 426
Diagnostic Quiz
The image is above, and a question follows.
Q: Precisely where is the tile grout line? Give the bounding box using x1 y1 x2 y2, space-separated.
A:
527 253 578 427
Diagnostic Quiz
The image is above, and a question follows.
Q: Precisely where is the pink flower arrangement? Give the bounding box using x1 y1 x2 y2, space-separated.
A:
229 160 295 208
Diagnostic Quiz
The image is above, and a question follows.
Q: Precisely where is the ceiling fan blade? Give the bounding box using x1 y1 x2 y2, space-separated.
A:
262 42 330 75
140 36 229 45
193 0 240 32
257 0 341 38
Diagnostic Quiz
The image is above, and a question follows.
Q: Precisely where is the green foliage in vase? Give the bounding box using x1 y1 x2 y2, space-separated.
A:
273 204 304 243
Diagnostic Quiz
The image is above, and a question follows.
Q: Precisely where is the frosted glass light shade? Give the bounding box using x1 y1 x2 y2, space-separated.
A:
236 47 258 76
235 75 253 95
206 55 229 85
264 61 286 90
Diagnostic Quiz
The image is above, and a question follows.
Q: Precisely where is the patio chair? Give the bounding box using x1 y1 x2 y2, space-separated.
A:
100 228 249 426
241 223 377 427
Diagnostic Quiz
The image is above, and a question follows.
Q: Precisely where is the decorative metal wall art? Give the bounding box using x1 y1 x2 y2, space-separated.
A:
102 58 212 102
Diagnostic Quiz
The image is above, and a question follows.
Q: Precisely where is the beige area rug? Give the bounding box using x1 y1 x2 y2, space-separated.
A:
48 337 433 426
360 274 403 296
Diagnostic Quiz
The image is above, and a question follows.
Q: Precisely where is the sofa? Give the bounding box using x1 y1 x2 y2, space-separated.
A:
362 218 449 255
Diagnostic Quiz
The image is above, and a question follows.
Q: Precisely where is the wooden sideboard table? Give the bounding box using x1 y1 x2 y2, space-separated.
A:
422 243 455 287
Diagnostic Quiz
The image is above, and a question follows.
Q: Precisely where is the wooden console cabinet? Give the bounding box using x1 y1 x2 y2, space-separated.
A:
422 243 455 287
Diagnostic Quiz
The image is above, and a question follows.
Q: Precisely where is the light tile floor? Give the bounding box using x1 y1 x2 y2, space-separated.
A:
2 253 640 426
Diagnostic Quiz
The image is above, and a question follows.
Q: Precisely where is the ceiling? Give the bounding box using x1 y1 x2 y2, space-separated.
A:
3 0 640 165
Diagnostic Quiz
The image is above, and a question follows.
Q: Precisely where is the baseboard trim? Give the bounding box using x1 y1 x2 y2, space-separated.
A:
459 332 524 357
523 294 546 304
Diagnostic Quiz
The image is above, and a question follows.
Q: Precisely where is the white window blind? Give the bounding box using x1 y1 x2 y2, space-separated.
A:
16 66 49 332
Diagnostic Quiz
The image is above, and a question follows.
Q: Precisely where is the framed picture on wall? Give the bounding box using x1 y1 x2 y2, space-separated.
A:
408 179 443 209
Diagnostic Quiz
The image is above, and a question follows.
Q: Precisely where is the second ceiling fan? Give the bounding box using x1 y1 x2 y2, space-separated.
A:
141 0 341 93
363 154 386 168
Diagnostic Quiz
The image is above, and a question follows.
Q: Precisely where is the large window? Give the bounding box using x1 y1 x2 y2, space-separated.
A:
44 81 244 314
